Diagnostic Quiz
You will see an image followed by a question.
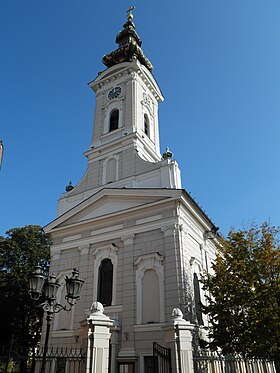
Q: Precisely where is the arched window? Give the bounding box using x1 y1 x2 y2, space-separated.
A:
98 259 113 306
193 273 204 325
109 110 119 132
144 114 149 137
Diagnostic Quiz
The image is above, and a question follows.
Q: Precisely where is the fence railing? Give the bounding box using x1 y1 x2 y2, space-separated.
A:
153 342 172 373
0 346 86 373
193 350 279 373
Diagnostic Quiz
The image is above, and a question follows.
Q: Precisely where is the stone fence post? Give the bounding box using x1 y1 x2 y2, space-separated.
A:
86 302 114 373
163 308 195 373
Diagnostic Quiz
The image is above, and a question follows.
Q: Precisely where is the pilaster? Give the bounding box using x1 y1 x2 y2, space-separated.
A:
51 247 61 261
118 234 137 360
161 224 184 317
109 323 121 373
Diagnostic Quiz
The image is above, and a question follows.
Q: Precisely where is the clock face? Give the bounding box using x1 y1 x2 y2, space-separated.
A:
108 86 121 100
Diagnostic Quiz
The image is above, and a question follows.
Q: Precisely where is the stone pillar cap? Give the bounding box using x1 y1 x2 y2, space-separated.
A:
87 301 114 325
171 308 194 328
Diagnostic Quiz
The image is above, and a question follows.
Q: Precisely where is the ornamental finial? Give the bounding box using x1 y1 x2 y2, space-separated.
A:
102 5 153 72
163 147 173 160
127 6 135 20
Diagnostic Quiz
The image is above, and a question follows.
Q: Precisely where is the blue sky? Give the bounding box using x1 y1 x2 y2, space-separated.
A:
1 0 279 237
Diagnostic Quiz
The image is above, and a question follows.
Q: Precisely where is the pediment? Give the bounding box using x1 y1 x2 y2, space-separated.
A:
66 195 160 224
45 188 180 232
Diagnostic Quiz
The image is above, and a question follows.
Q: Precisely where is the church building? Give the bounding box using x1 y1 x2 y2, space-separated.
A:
45 8 218 373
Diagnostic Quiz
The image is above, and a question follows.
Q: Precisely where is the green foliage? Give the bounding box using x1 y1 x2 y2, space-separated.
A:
202 222 280 358
0 225 51 351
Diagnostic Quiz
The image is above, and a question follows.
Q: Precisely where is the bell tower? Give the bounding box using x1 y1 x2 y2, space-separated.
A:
88 7 163 162
57 8 181 216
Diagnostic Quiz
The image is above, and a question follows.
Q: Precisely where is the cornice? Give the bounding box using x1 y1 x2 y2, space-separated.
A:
49 216 177 253
84 137 135 161
85 131 161 164
89 60 163 102
180 191 217 233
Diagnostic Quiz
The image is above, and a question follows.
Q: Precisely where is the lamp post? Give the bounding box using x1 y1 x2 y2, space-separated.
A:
28 266 84 373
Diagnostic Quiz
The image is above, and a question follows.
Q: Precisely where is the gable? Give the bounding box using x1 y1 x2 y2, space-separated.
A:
65 195 159 225
45 188 182 232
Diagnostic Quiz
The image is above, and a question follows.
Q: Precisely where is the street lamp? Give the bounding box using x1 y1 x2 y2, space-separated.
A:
29 266 84 373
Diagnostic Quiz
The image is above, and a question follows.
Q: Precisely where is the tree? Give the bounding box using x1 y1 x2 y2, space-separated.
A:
202 222 280 358
0 225 51 355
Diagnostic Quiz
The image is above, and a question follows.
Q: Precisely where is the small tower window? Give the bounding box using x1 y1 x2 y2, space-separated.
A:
144 114 149 137
109 110 119 132
98 259 113 306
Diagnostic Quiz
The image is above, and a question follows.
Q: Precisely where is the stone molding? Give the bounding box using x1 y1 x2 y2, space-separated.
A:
51 248 61 261
121 234 135 245
161 223 180 237
79 244 90 256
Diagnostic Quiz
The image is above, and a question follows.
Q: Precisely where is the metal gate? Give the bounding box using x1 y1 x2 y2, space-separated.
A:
153 342 172 373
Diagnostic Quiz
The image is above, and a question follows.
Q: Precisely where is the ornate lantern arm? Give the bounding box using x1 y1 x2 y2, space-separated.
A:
65 268 85 307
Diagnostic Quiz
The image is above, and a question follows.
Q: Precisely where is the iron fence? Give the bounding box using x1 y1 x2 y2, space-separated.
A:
193 350 279 373
0 346 86 373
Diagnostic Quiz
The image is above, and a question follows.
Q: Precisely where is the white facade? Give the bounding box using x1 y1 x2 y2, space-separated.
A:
45 14 218 373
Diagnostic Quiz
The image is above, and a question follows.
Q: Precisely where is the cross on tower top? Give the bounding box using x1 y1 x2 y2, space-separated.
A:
127 6 135 19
